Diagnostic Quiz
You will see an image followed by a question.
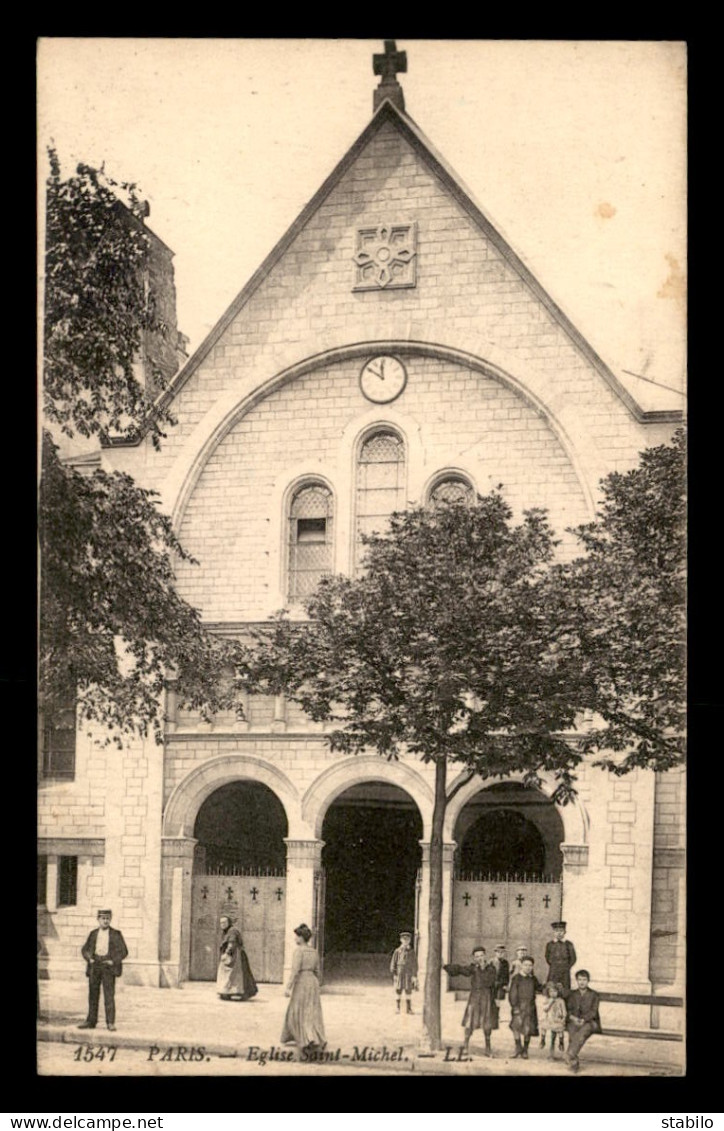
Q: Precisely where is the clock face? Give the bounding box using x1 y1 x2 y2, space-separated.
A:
359 355 407 403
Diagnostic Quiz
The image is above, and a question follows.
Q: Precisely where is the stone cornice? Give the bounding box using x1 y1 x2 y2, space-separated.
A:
38 837 105 858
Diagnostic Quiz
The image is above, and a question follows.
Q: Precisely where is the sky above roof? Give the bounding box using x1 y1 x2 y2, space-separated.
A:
37 38 686 396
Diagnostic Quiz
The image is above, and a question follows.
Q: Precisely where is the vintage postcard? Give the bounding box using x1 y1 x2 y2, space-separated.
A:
37 38 686 1079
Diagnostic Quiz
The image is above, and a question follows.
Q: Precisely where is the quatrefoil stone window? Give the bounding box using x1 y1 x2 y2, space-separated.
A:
353 223 417 290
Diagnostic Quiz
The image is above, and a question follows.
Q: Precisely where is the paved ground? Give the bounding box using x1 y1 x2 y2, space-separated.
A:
37 980 685 1077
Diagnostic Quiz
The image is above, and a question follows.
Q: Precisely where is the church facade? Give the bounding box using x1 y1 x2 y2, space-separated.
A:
38 44 684 1033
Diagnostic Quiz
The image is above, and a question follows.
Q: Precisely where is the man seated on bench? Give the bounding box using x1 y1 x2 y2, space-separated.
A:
565 969 601 1072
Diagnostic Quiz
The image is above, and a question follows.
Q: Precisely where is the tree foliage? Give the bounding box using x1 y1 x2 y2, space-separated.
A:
39 433 238 745
251 496 586 793
43 148 174 449
564 428 686 773
40 152 238 743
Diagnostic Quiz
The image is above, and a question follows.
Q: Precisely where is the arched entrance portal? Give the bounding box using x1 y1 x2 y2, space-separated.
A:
450 783 564 987
190 781 288 983
321 782 423 982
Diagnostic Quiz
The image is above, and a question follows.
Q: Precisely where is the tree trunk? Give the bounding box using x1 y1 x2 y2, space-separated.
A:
422 755 447 1051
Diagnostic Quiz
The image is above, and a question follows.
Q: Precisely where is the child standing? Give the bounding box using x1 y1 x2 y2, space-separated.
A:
508 944 529 984
390 931 418 1013
443 946 498 1057
540 982 567 1058
508 955 545 1059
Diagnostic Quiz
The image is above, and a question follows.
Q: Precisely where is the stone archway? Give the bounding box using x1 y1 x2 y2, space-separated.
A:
321 781 424 981
163 753 301 839
299 757 433 984
444 769 589 847
188 780 290 983
301 755 433 840
448 780 568 987
160 755 302 986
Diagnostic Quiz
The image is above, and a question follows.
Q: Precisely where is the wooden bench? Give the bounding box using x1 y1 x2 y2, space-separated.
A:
598 991 684 1041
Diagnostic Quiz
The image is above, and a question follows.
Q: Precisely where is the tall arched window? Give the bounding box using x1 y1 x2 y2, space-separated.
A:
288 482 334 599
355 429 406 570
428 474 475 507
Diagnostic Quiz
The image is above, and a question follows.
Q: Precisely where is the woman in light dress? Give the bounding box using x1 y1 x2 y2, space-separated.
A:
280 923 326 1051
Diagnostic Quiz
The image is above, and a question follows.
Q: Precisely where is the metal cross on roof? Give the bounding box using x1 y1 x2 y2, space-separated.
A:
372 40 407 113
373 40 407 82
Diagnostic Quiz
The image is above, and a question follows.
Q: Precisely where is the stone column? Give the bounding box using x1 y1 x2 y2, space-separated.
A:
160 837 197 987
560 842 590 975
283 838 324 983
271 695 287 733
165 684 178 734
417 840 457 994
46 856 59 913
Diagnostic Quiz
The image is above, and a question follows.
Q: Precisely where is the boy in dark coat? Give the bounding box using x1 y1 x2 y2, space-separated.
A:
78 910 129 1031
508 955 545 1058
443 946 498 1057
390 931 418 1013
565 969 602 1072
545 921 577 993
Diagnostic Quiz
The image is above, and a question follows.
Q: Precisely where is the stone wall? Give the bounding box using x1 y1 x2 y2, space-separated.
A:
650 768 686 990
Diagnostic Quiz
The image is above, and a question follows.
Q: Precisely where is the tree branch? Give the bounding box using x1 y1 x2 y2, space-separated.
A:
446 766 477 803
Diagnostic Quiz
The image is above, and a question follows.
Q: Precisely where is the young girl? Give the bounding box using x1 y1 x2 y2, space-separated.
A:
540 981 567 1058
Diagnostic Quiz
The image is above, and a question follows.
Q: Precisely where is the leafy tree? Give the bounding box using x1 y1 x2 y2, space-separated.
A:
246 495 588 1050
40 433 237 745
43 148 175 449
40 152 237 743
565 429 686 774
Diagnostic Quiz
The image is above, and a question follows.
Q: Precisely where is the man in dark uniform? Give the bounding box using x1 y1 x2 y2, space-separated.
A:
545 920 577 993
78 909 129 1031
565 969 601 1072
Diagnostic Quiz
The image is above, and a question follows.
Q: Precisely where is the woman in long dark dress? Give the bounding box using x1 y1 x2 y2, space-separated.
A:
280 923 326 1051
216 915 258 1001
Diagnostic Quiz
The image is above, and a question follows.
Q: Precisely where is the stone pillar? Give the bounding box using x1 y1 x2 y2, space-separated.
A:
165 684 178 734
283 838 324 983
46 857 59 913
417 840 457 994
271 695 287 733
564 768 656 1029
560 842 590 975
160 837 197 987
602 770 656 995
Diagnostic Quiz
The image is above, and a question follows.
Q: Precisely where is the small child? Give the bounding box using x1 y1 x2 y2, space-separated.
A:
508 955 545 1059
539 981 567 1057
508 944 529 983
390 931 418 1013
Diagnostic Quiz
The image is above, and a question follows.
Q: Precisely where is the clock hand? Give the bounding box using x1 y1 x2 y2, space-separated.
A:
380 359 386 380
367 367 383 379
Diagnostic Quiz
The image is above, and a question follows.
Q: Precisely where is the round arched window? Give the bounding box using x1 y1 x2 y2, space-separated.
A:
355 429 406 570
288 482 334 599
428 475 475 507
